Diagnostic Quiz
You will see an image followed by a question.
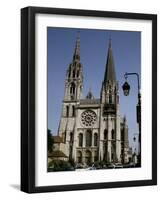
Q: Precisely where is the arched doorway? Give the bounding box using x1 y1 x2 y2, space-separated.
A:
77 151 82 163
85 150 92 165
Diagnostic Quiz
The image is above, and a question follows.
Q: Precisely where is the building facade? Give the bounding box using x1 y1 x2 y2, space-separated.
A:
55 35 130 165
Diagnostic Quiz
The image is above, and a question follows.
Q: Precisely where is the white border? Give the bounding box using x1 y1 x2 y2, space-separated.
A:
35 14 152 186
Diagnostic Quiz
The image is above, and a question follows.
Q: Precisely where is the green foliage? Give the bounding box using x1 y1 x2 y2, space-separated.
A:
69 158 75 167
99 160 107 167
48 129 53 153
48 160 74 172
93 161 100 167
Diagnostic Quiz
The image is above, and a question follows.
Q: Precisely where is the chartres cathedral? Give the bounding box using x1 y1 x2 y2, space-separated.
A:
52 35 130 165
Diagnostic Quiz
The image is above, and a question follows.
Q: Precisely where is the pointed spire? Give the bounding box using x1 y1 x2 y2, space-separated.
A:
109 35 112 48
123 115 127 123
104 38 116 82
86 87 94 99
73 31 80 61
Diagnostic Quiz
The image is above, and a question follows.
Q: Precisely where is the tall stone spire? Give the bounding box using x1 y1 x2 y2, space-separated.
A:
64 32 83 101
73 32 80 61
104 38 116 82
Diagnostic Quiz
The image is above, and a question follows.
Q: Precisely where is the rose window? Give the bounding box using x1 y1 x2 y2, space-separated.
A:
81 110 97 127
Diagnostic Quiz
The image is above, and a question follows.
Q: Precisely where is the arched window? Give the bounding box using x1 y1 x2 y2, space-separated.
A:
94 133 98 146
72 105 75 117
109 94 112 104
104 129 108 140
111 129 115 139
66 105 69 117
79 133 83 147
77 70 79 77
72 70 75 78
86 130 92 147
70 132 73 143
70 82 75 95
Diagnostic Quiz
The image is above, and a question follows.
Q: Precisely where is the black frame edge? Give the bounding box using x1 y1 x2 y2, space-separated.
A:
23 6 157 19
21 7 35 193
21 7 30 193
152 14 157 185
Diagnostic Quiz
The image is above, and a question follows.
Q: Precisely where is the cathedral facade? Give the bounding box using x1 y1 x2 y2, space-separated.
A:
55 35 130 165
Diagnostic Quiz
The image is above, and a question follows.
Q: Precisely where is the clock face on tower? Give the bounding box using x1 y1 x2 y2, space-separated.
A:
81 110 97 127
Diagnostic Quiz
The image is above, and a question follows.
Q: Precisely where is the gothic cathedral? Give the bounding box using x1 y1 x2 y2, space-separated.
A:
55 35 130 165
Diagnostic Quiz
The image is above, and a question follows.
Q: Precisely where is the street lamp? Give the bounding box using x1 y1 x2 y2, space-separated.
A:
122 72 141 167
122 81 130 96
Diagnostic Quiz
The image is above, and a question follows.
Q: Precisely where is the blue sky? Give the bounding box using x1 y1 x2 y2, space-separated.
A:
47 27 141 148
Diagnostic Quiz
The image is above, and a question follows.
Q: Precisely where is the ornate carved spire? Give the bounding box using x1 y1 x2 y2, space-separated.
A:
73 32 80 61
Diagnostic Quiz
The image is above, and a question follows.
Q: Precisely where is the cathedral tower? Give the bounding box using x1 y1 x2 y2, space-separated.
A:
99 39 121 163
64 34 83 101
58 34 83 159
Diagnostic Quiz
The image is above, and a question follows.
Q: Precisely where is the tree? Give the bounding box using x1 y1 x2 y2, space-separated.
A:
48 129 53 152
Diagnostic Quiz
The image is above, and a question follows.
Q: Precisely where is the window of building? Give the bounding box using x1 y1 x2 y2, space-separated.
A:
109 94 112 104
72 70 75 78
86 130 92 147
79 133 83 147
94 133 98 146
69 146 72 160
72 105 75 117
77 70 79 77
104 129 108 140
70 132 73 143
111 129 115 139
70 82 75 95
85 150 92 164
121 128 124 141
66 105 69 117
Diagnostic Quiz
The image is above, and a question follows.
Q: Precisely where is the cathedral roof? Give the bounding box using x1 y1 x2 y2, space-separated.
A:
104 38 116 82
80 98 100 105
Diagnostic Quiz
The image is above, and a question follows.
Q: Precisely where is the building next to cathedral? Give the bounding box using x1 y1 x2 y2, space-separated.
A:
50 35 131 165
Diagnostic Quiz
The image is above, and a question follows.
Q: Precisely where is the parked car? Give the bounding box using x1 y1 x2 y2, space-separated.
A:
107 163 115 169
115 163 123 168
86 166 97 170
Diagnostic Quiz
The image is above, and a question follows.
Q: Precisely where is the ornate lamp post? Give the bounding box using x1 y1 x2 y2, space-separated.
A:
122 72 141 167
